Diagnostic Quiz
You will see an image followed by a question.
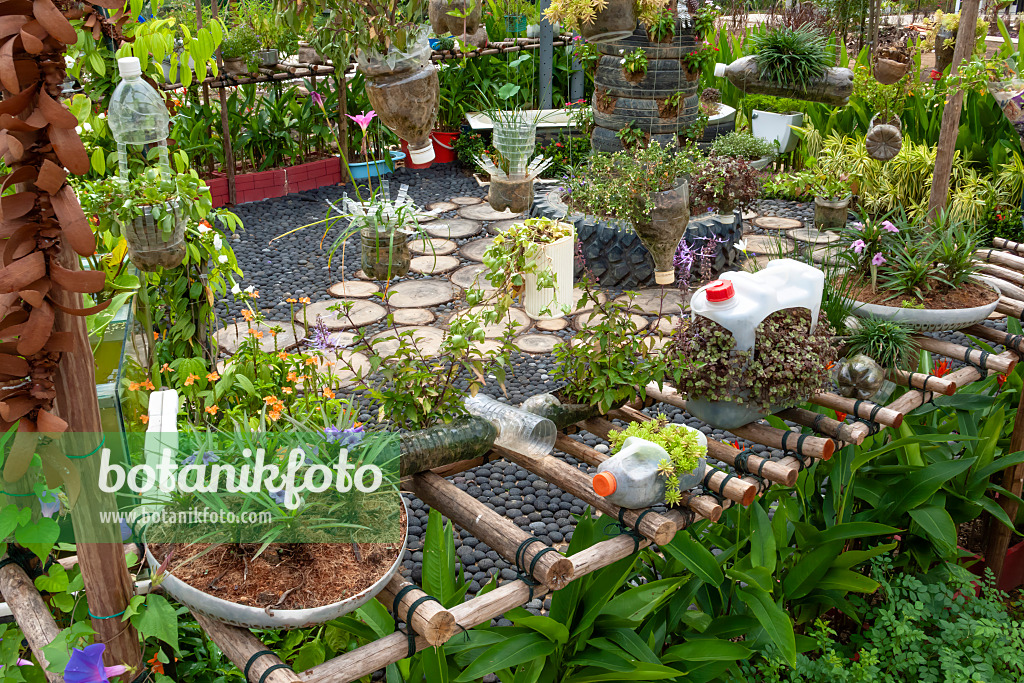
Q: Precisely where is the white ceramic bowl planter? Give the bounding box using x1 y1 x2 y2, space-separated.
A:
750 110 804 155
846 280 1002 333
524 224 575 320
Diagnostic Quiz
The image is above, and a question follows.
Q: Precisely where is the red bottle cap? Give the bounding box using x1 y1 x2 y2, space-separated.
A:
705 280 735 302
592 471 617 497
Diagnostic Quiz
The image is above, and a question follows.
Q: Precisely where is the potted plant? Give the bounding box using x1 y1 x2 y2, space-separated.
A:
544 0 667 44
605 414 707 504
667 306 839 429
502 0 532 33
688 153 764 222
930 10 989 74
476 218 576 319
708 130 777 170
621 47 648 84
810 171 852 231
429 0 482 42
715 24 853 106
474 108 552 213
747 97 804 155
220 24 260 77
696 87 738 143
839 212 1000 331
564 141 693 285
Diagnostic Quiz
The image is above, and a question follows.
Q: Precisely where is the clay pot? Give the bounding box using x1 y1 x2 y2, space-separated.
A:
814 195 851 232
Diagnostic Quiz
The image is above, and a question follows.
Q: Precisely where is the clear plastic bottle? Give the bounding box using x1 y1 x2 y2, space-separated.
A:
463 394 556 458
593 433 708 509
108 57 170 179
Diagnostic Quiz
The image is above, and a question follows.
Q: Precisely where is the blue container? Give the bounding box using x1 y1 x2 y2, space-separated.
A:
429 37 441 49
347 150 406 181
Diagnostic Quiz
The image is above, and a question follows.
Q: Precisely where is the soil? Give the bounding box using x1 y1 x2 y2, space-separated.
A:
150 506 406 611
595 89 617 115
958 517 988 557
846 276 998 310
657 98 679 119
623 69 645 85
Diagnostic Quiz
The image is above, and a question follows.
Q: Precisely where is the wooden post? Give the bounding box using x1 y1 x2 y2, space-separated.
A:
0 564 64 681
211 0 236 204
777 407 866 445
810 392 904 429
337 73 349 183
926 0 980 220
986 385 1024 581
378 576 457 646
913 335 1018 375
192 612 300 683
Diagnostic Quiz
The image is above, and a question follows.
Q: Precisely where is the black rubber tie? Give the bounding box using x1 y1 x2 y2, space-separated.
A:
812 413 826 433
717 471 738 492
733 448 755 472
258 663 292 683
402 595 440 657
243 651 277 682
528 547 559 577
391 584 418 619
757 456 771 478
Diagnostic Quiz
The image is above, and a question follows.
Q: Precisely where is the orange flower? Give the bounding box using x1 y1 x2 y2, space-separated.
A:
207 372 220 381
934 360 951 378
251 290 260 299
286 298 298 304
148 654 164 675
299 297 310 304
287 371 298 382
128 381 141 391
205 405 219 415
248 328 257 335
140 414 150 425
153 331 160 341
255 331 264 340
323 387 335 399
184 373 199 386
142 380 155 391
241 310 254 321
199 219 212 229
160 363 170 373
268 408 282 421
277 352 288 360
282 386 293 394
264 395 278 405
269 329 278 337
998 373 1008 387
835 411 848 422
304 357 317 366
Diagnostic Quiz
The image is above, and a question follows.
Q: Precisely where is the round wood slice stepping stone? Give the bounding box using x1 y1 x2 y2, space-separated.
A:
354 269 371 281
753 216 803 231
391 308 436 325
450 306 532 337
450 196 484 206
811 245 845 267
486 219 520 235
468 339 504 359
415 213 439 223
386 280 460 308
410 254 461 274
215 321 305 355
569 289 606 314
989 310 1008 321
370 326 446 358
450 263 495 291
458 204 522 222
516 334 559 354
743 233 794 256
535 317 568 331
742 210 758 221
574 311 648 332
653 316 682 336
789 227 840 246
616 288 687 316
410 238 457 255
426 200 458 212
460 238 495 262
327 280 380 299
297 299 386 330
426 218 483 239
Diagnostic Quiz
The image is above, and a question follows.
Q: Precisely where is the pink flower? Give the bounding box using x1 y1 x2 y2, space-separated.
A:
347 110 377 132
311 91 323 108
881 220 898 233
851 239 866 254
871 252 886 266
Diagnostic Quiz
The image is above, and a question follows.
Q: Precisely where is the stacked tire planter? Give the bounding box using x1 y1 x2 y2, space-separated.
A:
532 189 743 289
591 18 700 153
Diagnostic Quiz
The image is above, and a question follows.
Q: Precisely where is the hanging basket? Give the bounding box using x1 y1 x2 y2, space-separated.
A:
120 199 187 272
579 0 636 43
873 57 910 85
865 114 902 161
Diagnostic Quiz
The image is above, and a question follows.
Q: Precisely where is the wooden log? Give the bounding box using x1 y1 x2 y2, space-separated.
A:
887 369 957 396
977 249 1024 272
913 335 1017 375
810 392 904 428
997 296 1024 319
706 439 798 486
299 510 692 683
0 563 64 682
580 417 618 441
777 407 864 445
193 611 299 682
701 466 758 505
976 274 1024 303
720 56 854 105
963 324 1024 355
994 237 1024 255
729 421 836 460
493 445 678 545
378 576 457 647
408 471 574 590
976 262 1024 288
554 434 722 521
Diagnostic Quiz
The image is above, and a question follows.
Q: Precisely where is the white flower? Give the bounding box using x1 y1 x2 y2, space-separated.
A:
619 49 624 54
620 58 625 65
197 223 211 234
83 122 92 132
75 125 83 134
244 285 254 293
217 254 228 264
733 238 748 253
98 112 106 120
213 234 223 250
231 283 241 295
64 55 74 68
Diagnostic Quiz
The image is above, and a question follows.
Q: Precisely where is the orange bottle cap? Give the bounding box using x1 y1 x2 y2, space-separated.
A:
593 471 617 497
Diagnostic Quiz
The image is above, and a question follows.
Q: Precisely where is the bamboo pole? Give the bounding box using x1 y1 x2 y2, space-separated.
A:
407 471 574 590
211 0 236 204
810 392 904 428
977 249 1024 272
963 324 1024 355
887 369 958 396
926 0 980 219
377 576 457 647
912 336 1018 375
776 407 864 445
492 446 678 545
193 612 300 683
0 563 64 681
579 416 618 441
976 262 1024 288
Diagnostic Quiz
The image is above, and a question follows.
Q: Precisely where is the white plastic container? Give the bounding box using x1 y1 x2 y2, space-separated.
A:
108 57 171 178
463 394 556 458
750 109 804 155
689 258 824 352
592 432 707 509
524 228 575 320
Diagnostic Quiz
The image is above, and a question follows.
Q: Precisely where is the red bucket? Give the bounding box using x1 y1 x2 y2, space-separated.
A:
431 130 459 164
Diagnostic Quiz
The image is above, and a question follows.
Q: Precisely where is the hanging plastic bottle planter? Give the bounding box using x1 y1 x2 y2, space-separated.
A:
108 57 186 271
356 28 440 166
865 114 903 161
474 111 552 214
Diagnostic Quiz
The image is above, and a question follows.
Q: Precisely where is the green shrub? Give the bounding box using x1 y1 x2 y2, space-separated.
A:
709 131 777 160
747 25 834 89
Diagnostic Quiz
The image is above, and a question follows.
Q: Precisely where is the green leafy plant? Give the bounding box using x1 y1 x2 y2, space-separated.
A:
846 317 919 371
220 23 261 71
621 47 648 75
709 131 778 161
680 42 715 74
607 414 705 505
615 121 648 149
688 153 765 214
542 0 670 35
747 25 834 89
646 9 675 42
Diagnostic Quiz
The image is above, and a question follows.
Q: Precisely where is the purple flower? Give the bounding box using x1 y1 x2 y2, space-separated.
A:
881 220 898 233
1 658 32 669
269 489 287 505
38 495 60 518
850 239 866 254
339 425 365 447
871 253 887 266
64 644 127 683
324 426 342 444
182 451 218 466
311 91 324 108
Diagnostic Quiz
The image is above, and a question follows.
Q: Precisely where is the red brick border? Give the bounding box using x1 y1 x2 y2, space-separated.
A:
208 157 345 207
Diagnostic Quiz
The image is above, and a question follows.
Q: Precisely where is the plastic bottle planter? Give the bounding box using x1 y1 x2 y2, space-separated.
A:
298 41 324 65
813 195 850 232
873 57 910 85
505 14 528 33
750 110 803 155
523 225 576 320
714 57 854 106
866 114 903 161
429 0 486 46
464 394 557 458
491 114 538 178
637 180 690 285
120 200 187 272
935 28 955 74
360 224 413 280
593 432 707 508
399 416 498 475
357 34 440 166
579 0 637 43
488 176 534 213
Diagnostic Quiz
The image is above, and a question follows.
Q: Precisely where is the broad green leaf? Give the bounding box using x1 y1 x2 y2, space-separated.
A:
563 663 682 682
804 522 899 546
737 586 795 666
782 541 842 599
455 633 553 682
357 599 395 638
663 638 752 662
879 458 976 515
35 565 69 594
600 577 683 623
909 506 957 555
830 542 897 570
293 641 325 672
132 594 179 651
508 609 568 645
816 567 880 594
749 503 776 574
663 531 723 585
